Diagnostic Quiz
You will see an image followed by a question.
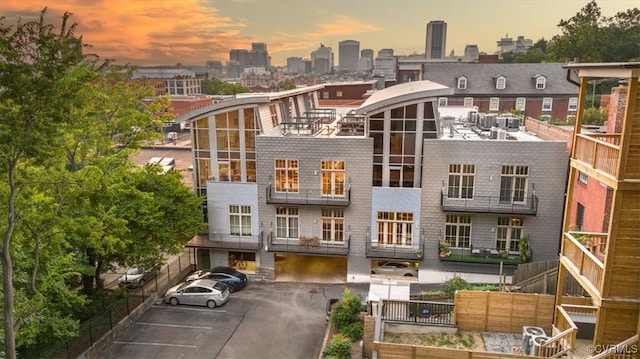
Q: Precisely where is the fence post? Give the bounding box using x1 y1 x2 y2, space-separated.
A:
178 255 182 270
89 324 94 346
167 265 171 283
109 309 113 329
66 341 70 359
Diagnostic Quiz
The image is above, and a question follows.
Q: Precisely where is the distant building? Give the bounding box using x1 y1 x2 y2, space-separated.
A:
311 44 333 75
496 35 533 54
249 42 269 69
339 40 360 73
205 60 223 79
374 49 396 79
132 68 204 95
230 49 249 69
287 57 304 74
425 20 447 59
464 45 479 61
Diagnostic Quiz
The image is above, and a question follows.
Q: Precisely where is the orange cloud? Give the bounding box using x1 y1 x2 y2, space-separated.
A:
302 14 384 40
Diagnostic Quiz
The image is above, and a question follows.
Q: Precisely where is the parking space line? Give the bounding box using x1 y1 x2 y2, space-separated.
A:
151 305 226 313
113 341 196 348
136 322 213 330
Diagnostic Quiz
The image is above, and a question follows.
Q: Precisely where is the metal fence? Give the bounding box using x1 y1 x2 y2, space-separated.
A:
378 299 455 326
23 250 195 359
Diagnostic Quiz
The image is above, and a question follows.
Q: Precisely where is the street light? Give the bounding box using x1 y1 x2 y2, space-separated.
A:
589 79 602 108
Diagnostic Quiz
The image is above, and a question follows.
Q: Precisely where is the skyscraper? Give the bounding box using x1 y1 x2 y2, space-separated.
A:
338 40 360 73
311 44 333 75
249 42 269 68
425 20 447 59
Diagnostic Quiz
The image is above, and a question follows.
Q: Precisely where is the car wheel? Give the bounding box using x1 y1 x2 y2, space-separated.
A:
403 273 414 277
228 286 235 293
169 297 179 306
206 300 217 308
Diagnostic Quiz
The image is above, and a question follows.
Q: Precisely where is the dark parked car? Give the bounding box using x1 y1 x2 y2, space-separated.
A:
326 298 339 322
186 266 248 292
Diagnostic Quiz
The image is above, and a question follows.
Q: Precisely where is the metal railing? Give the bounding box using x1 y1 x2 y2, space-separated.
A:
266 184 351 207
377 299 455 326
186 232 264 251
366 241 425 260
266 232 350 256
440 191 538 215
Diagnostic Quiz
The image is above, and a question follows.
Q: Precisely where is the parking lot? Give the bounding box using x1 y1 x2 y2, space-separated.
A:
98 281 369 359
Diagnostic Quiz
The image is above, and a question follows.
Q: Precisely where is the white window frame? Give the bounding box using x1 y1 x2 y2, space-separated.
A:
336 91 343 98
578 171 589 185
438 97 448 107
274 159 298 193
376 212 413 247
463 97 474 107
496 217 523 253
321 160 345 197
489 97 500 111
515 97 526 111
496 76 506 90
457 77 468 89
321 209 344 243
542 97 553 111
536 77 546 89
447 164 475 199
276 207 298 239
445 215 471 249
568 97 578 111
500 165 529 204
229 205 252 236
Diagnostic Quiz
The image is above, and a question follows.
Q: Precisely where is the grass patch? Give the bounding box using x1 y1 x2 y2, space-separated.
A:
443 253 524 265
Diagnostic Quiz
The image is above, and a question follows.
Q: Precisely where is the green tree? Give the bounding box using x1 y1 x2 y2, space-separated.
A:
546 1 640 62
0 9 101 358
278 80 297 90
202 78 251 95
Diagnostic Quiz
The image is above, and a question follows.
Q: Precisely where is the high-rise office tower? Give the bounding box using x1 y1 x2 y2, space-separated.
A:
311 44 333 75
338 40 360 73
249 42 269 68
425 20 447 59
230 49 249 68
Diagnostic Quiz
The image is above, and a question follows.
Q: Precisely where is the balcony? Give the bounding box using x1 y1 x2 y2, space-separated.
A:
440 191 538 215
186 232 264 252
438 246 530 266
574 133 621 179
266 184 350 207
266 232 350 256
366 241 425 261
560 232 605 299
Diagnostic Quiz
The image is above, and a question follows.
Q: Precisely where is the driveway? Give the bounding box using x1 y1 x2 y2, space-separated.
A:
98 281 367 359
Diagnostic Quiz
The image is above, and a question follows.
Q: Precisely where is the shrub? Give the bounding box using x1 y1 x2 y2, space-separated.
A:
583 107 607 125
331 288 365 333
341 321 364 341
322 334 352 359
443 275 470 296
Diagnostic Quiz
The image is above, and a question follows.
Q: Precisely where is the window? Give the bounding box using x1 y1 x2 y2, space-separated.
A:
275 159 298 192
568 97 578 111
496 76 506 90
500 165 529 203
376 212 413 247
445 215 471 248
321 160 345 197
457 77 467 89
489 97 500 111
438 97 448 107
515 97 526 111
447 164 475 199
336 91 343 98
542 98 553 111
536 77 546 89
576 204 585 231
496 217 523 252
578 171 588 185
276 207 298 239
463 97 474 107
322 91 329 99
269 104 279 127
322 209 344 243
229 205 251 236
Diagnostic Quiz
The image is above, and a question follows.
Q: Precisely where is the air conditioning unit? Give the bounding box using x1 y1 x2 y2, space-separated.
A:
484 114 497 128
497 129 507 140
490 127 499 139
522 326 546 355
496 117 507 129
531 335 551 356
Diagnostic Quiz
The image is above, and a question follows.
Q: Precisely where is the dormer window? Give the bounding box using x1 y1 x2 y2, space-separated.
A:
457 76 468 89
496 76 506 90
535 76 546 89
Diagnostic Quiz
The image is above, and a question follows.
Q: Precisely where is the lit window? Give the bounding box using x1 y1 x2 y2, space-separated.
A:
489 97 500 111
568 97 578 111
321 161 345 197
274 159 298 192
496 76 506 90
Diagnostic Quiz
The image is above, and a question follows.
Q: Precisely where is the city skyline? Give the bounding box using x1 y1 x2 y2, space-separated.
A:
1 0 636 67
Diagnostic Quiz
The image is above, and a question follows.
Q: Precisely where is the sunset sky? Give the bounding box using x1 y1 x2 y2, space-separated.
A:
1 0 636 67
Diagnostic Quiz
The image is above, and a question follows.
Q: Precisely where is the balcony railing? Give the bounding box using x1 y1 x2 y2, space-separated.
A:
440 191 538 215
588 334 639 359
438 246 530 266
574 133 621 179
375 299 455 326
538 305 579 357
186 232 264 252
266 184 351 207
366 241 425 261
266 232 350 256
561 232 605 297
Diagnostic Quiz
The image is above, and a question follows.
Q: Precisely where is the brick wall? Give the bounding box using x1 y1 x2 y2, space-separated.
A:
524 117 573 152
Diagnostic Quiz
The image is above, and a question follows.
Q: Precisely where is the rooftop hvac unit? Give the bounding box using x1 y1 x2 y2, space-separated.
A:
496 117 507 129
530 335 550 356
522 326 546 355
469 112 478 124
484 114 497 128
497 129 507 140
490 127 500 139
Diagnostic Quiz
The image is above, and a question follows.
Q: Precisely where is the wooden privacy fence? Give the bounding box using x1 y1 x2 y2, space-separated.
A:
454 291 554 333
373 342 527 359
